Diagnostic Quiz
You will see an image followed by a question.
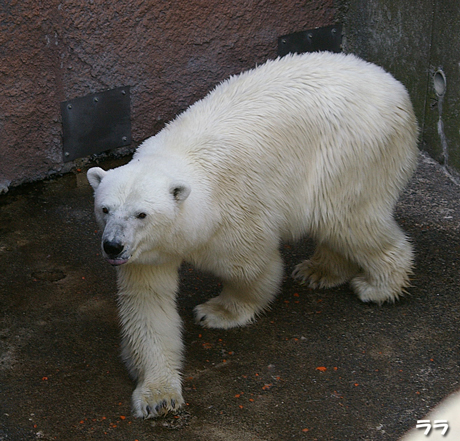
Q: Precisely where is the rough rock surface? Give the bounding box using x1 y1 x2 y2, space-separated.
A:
0 152 459 439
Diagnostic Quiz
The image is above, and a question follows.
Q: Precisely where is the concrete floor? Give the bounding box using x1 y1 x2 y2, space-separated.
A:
0 152 459 441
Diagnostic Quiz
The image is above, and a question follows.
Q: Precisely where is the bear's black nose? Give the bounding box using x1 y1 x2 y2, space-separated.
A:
103 241 124 257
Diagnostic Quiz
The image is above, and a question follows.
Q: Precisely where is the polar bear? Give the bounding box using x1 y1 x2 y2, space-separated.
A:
87 52 418 418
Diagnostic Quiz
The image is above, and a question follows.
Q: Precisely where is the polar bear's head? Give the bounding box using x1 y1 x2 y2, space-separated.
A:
87 164 191 266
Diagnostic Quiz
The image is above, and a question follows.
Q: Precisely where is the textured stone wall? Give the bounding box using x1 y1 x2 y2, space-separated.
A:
340 0 460 177
0 0 336 190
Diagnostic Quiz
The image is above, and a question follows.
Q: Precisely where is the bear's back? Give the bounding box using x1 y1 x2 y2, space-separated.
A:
159 52 416 170
137 52 418 241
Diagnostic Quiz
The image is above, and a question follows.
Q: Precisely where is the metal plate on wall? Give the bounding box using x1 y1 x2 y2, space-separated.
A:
61 86 131 162
278 24 343 57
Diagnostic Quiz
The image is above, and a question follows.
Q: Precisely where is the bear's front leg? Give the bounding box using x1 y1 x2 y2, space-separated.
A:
194 249 284 329
117 262 184 418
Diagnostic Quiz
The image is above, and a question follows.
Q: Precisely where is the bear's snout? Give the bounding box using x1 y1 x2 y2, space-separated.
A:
103 240 125 259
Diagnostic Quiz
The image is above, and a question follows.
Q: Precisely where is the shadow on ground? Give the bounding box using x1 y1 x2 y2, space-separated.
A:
0 152 459 441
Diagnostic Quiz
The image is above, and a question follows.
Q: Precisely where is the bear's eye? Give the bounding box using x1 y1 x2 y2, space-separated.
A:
137 212 147 219
173 187 181 199
102 207 109 214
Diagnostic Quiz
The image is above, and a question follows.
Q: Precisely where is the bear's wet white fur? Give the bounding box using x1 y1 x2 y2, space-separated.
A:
87 52 418 418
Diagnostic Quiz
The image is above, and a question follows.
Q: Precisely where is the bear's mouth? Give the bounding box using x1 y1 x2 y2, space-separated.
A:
106 258 129 266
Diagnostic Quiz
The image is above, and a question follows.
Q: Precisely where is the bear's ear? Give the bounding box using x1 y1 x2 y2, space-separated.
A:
87 167 107 190
170 182 191 203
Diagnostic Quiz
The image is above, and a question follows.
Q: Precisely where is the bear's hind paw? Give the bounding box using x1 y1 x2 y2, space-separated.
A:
350 275 406 304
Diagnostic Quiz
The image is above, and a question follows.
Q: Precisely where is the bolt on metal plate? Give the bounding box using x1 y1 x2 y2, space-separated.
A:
278 24 343 57
61 86 132 162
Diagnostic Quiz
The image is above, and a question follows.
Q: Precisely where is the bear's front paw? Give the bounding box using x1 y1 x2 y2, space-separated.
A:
292 260 349 289
194 298 256 329
132 383 184 419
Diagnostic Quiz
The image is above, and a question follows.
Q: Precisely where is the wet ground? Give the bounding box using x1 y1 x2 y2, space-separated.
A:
0 152 459 441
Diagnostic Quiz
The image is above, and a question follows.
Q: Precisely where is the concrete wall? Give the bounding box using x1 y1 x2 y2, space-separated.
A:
341 0 460 178
0 0 336 191
5 0 458 190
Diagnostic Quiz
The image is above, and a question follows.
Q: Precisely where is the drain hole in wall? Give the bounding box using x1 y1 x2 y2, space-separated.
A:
433 70 446 97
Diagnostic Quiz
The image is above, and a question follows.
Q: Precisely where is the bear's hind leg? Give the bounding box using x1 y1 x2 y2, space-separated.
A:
348 219 414 304
292 243 359 289
194 250 284 329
